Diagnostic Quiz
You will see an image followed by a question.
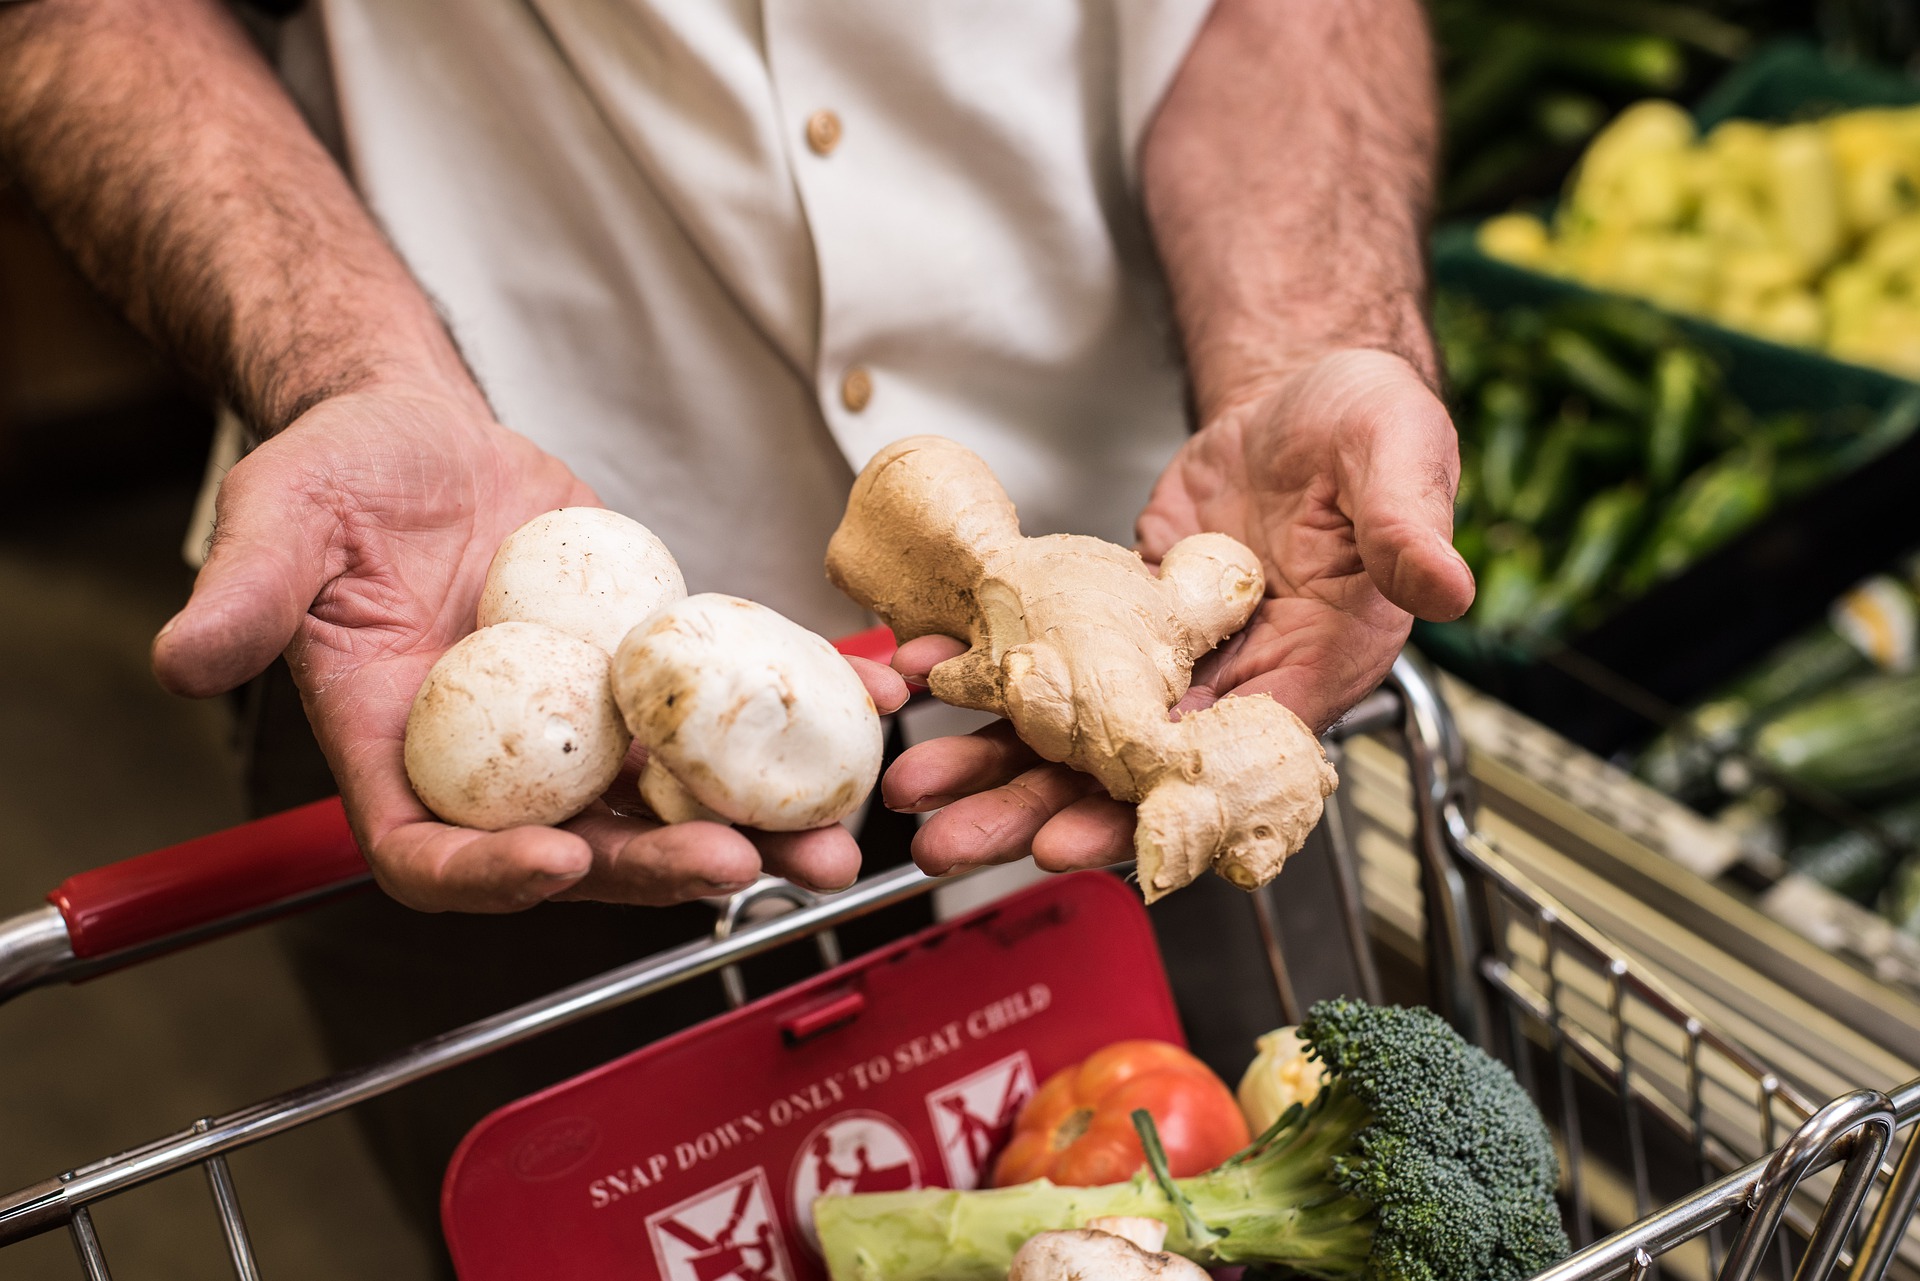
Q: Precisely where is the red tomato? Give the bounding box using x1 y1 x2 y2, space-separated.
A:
990 1040 1250 1187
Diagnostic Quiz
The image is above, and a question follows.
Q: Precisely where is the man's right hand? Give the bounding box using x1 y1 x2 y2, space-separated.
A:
152 383 908 912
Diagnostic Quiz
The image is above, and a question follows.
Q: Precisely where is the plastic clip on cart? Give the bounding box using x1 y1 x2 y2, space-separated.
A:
0 643 1918 1281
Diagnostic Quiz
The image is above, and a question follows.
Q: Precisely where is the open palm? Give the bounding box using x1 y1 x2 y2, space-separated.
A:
885 349 1473 875
154 384 904 911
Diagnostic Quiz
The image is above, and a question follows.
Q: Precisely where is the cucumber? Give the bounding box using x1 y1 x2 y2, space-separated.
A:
1750 672 1920 800
1641 579 1917 799
1882 856 1920 937
1792 796 1920 905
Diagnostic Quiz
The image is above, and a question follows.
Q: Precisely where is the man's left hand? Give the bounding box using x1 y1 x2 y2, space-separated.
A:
882 348 1474 876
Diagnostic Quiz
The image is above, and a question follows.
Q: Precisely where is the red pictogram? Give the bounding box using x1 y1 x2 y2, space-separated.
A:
647 1170 793 1281
788 1112 922 1253
925 1052 1037 1188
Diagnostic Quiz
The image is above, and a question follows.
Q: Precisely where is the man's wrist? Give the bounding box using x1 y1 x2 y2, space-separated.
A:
1192 323 1441 428
241 286 491 436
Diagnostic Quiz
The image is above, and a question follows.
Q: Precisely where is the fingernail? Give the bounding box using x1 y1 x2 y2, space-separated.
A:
696 877 755 894
889 792 953 814
156 612 183 643
538 868 588 883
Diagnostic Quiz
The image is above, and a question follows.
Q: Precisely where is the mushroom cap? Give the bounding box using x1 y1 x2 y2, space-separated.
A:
1009 1230 1209 1281
478 507 686 655
612 594 883 831
404 622 631 830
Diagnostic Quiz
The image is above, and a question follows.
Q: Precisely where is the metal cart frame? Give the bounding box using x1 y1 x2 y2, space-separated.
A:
0 656 1915 1281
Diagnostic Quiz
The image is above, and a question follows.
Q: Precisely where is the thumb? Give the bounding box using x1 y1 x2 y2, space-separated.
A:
1346 375 1476 623
153 453 335 697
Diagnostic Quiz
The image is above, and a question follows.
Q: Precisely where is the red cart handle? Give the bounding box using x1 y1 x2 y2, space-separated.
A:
34 626 902 967
47 796 368 960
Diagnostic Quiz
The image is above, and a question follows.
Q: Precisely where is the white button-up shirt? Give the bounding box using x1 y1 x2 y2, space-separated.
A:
276 0 1213 634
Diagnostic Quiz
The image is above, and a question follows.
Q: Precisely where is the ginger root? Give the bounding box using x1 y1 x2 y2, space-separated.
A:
825 435 1337 901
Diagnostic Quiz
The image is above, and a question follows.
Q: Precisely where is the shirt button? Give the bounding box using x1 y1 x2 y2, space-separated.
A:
806 110 843 156
841 367 873 413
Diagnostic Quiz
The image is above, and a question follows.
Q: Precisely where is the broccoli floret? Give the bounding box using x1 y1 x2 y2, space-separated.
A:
1272 998 1569 1280
813 998 1569 1281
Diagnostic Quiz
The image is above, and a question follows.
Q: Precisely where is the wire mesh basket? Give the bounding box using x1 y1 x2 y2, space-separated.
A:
0 654 1914 1281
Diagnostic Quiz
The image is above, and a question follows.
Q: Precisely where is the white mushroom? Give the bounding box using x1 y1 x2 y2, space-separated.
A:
477 507 686 655
611 594 883 831
1008 1228 1209 1281
404 622 631 830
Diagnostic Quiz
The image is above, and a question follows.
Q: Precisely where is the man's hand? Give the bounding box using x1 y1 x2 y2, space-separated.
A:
884 350 1469 874
154 384 908 911
1136 350 1473 725
880 0 1463 877
2 0 909 910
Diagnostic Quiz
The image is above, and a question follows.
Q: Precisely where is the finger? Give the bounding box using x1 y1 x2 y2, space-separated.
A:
367 820 595 913
882 721 1040 813
1031 794 1137 872
299 649 599 911
845 654 911 715
153 448 337 698
911 764 1106 875
560 806 766 905
752 825 864 892
892 634 967 685
1344 376 1476 623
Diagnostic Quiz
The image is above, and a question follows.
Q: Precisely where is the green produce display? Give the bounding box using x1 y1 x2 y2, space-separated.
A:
1639 619 1884 798
1749 672 1920 799
1636 565 1920 929
1438 289 1918 646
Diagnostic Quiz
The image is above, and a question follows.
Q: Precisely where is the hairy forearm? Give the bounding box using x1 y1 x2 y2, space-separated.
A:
0 0 480 433
1142 0 1441 421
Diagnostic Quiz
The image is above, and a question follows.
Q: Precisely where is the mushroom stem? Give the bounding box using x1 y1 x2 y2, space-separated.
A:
639 759 728 825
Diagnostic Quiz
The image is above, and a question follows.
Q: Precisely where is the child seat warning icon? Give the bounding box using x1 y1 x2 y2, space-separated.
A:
647 1168 793 1281
925 1052 1036 1188
787 1111 922 1251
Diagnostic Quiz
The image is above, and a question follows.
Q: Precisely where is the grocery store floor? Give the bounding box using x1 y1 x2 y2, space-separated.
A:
0 478 439 1278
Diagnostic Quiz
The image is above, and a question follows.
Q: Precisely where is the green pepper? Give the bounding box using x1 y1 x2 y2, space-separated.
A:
1552 483 1648 603
1453 523 1490 578
1471 537 1544 635
1556 297 1677 360
1478 379 1533 517
1622 451 1774 594
1455 445 1482 520
1434 291 1490 401
1545 328 1650 418
1546 32 1684 90
1647 347 1709 491
1831 389 1920 473
1510 418 1580 528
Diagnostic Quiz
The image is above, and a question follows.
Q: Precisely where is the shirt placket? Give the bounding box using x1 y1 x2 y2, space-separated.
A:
761 2 890 468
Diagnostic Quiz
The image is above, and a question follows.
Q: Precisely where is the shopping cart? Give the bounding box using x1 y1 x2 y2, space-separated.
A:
0 650 1915 1281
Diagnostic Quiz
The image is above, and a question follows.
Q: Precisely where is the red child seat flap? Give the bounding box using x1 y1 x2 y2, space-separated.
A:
442 871 1184 1281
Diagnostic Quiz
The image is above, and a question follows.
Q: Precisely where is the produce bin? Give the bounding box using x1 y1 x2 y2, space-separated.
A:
2 653 1919 1280
1428 42 1920 758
